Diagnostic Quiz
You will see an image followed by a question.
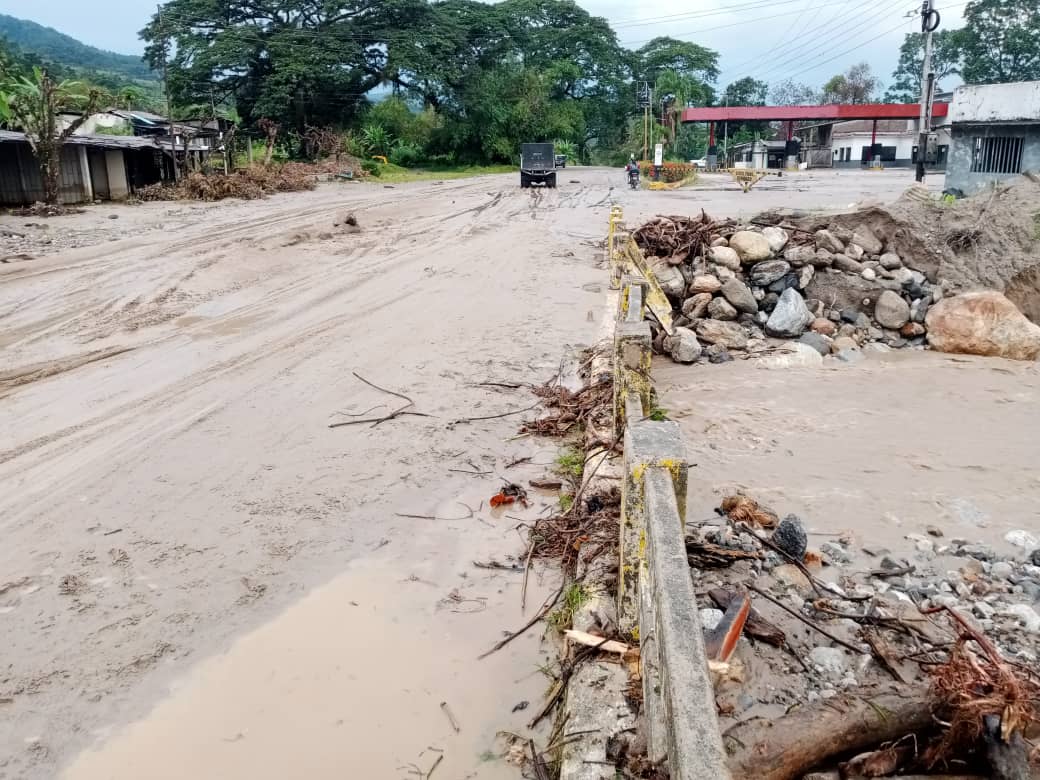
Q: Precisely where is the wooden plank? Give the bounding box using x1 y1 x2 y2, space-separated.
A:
624 238 675 335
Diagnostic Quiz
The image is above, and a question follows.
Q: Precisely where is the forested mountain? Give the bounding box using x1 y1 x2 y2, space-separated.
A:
0 13 153 82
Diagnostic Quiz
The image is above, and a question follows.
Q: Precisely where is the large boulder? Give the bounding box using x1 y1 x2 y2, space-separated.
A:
815 229 845 254
720 278 758 314
925 291 1040 361
748 260 791 287
695 319 749 350
681 292 712 319
874 290 911 329
880 252 903 270
761 226 790 254
851 226 884 255
784 245 817 267
663 327 702 363
689 274 722 294
707 297 738 321
765 288 813 338
729 231 772 263
709 245 742 270
653 263 686 299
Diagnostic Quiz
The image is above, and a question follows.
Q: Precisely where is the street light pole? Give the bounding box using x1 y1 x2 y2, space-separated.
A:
915 0 939 183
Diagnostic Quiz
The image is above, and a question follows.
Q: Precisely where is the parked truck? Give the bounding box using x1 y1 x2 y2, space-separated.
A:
520 143 557 188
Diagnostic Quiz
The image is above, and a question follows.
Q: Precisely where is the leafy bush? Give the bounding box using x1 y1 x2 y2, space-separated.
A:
639 161 696 183
361 124 392 155
553 139 577 163
360 159 382 177
389 141 423 167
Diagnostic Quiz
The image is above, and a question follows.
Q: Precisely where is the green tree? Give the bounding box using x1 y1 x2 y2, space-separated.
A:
722 77 769 106
0 67 104 204
885 30 963 102
821 62 879 104
769 79 818 106
960 0 1040 83
655 69 706 146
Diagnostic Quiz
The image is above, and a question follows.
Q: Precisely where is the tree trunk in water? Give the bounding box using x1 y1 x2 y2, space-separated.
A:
724 685 937 780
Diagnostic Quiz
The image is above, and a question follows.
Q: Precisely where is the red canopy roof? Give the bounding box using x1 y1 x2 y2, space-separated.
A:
681 102 949 123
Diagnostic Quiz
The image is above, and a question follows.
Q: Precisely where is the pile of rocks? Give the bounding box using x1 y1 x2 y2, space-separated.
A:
650 219 942 365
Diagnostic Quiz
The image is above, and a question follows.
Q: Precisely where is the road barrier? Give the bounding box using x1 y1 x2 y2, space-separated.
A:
608 209 731 779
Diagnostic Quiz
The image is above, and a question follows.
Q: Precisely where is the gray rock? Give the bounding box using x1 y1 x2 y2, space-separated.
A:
681 292 712 319
875 290 911 329
809 646 847 678
974 602 996 620
760 292 779 313
844 243 865 262
889 267 914 286
821 541 852 564
689 274 722 294
699 608 725 631
755 311 769 326
910 297 930 324
833 254 864 273
720 278 758 314
654 264 686 299
810 249 835 268
851 226 883 255
663 327 702 363
880 252 902 270
771 514 808 560
798 265 815 290
749 260 791 287
1005 529 1039 549
695 319 748 350
1004 603 1040 633
991 561 1014 580
861 267 877 281
840 308 860 324
709 245 742 270
708 296 738 321
761 226 790 254
815 229 845 254
784 245 816 267
765 288 813 338
711 236 728 248
799 332 831 356
706 344 733 363
1031 549 1040 567
956 543 997 562
729 231 773 263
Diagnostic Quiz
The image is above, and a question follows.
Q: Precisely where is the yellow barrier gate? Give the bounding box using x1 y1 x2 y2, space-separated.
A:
723 167 783 193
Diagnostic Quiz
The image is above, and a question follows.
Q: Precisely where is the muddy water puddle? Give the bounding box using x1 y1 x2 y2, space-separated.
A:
64 500 559 780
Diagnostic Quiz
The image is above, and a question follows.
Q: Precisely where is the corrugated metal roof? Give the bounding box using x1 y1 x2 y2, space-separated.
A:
0 130 160 150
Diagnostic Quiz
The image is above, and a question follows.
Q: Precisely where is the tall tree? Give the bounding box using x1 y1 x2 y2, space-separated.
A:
821 62 879 104
769 79 818 106
959 0 1040 83
885 30 963 102
722 77 769 106
0 67 103 204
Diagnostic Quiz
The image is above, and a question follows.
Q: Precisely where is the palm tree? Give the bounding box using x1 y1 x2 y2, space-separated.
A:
654 70 705 147
1 67 104 204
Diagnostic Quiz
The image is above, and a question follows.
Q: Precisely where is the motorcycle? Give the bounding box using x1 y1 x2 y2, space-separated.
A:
627 167 640 190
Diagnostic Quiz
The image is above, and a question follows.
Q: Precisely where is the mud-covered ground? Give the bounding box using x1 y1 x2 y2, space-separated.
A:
0 167 929 779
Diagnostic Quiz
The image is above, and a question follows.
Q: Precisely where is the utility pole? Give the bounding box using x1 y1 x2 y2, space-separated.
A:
157 3 178 182
723 94 728 170
915 0 940 183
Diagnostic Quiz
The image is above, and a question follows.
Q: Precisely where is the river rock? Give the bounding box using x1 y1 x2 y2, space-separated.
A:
900 322 925 337
654 263 686 299
721 278 758 314
784 245 816 267
833 254 864 273
880 252 902 270
708 297 738 321
765 288 813 338
1005 604 1040 633
815 229 845 254
689 274 722 294
772 563 812 596
926 291 1040 361
810 249 835 268
695 319 748 350
844 243 865 262
861 267 877 281
762 226 789 254
760 292 779 313
729 231 772 263
798 266 815 290
799 332 831 356
682 292 712 319
890 267 914 286
851 226 883 254
758 342 823 368
663 327 702 363
1005 529 1039 549
809 647 847 678
709 245 742 270
705 343 733 363
748 260 791 287
811 317 837 336
711 236 728 248
772 514 808 560
874 290 910 329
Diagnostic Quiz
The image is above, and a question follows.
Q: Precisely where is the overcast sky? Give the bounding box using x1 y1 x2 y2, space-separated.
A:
0 0 966 96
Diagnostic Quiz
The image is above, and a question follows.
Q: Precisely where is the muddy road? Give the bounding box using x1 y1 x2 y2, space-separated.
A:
0 170 626 779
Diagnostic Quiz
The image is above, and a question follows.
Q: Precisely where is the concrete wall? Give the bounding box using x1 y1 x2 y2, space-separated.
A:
951 80 1040 123
947 122 1040 195
105 150 130 200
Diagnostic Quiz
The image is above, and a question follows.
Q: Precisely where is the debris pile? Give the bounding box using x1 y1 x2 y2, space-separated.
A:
136 165 318 202
634 176 1040 365
690 493 1040 778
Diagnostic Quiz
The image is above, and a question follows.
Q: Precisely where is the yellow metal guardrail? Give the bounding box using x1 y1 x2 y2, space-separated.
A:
606 207 675 335
608 205 624 289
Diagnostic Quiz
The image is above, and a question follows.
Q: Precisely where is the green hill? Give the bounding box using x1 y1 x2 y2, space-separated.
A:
0 13 153 81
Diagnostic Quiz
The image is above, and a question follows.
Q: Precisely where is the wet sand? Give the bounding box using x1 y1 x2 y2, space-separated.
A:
656 349 1040 556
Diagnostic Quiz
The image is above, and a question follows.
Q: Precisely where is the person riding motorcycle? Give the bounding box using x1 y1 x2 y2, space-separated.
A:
624 155 640 188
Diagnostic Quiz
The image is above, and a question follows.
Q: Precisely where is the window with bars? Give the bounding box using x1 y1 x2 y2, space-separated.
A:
970 136 1024 174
